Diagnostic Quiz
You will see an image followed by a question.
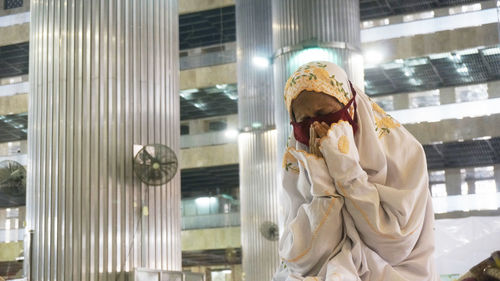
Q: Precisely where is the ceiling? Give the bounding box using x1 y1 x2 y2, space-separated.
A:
179 6 236 50
0 190 24 207
0 42 29 79
424 137 500 170
365 46 500 96
0 261 23 280
180 84 238 120
178 1 491 50
180 164 239 198
359 0 491 20
0 113 27 143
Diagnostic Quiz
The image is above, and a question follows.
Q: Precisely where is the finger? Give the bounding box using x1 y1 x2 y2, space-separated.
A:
321 122 329 130
315 140 322 157
309 128 313 147
309 126 315 147
312 123 322 137
315 123 327 138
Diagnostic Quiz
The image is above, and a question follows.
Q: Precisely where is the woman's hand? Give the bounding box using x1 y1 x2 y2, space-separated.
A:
309 121 330 157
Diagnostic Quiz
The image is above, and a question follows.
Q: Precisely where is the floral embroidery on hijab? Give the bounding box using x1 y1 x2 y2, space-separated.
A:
282 150 300 173
284 62 352 119
372 102 400 138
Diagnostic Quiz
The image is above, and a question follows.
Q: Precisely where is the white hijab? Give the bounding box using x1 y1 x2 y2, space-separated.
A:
274 61 439 281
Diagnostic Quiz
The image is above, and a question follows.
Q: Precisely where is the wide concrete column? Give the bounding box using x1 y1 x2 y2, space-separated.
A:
27 0 181 280
236 1 279 280
272 0 364 155
494 165 500 193
445 168 463 196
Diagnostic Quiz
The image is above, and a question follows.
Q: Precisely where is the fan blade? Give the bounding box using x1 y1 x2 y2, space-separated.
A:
140 150 156 163
159 161 176 165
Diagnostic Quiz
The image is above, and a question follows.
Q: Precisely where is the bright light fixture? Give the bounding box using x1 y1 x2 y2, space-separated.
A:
224 129 239 139
291 47 339 69
364 50 384 65
195 197 216 207
457 65 469 74
193 102 206 109
251 122 262 129
252 56 270 68
215 84 228 89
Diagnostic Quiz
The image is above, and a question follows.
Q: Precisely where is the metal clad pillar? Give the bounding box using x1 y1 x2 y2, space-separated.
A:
27 0 181 280
236 0 279 280
272 0 363 156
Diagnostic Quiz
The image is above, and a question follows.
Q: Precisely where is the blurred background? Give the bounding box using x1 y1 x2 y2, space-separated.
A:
1 0 500 280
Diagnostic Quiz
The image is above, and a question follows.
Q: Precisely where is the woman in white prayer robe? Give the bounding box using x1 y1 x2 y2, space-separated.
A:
273 61 439 281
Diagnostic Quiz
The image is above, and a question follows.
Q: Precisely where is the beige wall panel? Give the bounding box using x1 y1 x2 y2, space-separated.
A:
179 0 234 14
363 23 499 63
0 93 28 115
0 241 23 262
181 227 241 251
180 63 237 90
180 143 238 169
0 23 29 47
406 113 500 144
0 141 27 155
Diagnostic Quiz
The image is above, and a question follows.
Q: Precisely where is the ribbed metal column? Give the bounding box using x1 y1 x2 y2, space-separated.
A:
236 1 279 280
272 0 363 156
27 0 181 280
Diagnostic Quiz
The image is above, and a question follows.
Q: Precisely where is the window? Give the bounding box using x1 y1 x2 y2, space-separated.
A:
211 269 232 281
429 170 445 183
475 180 497 195
403 11 435 22
4 0 23 9
449 3 481 15
181 124 190 135
208 120 227 132
431 184 447 197
455 84 488 103
372 96 394 111
408 90 440 108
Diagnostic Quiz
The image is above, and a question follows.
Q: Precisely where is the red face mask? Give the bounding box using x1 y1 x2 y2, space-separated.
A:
290 81 358 146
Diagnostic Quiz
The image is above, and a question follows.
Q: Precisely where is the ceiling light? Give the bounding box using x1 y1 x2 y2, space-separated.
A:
224 91 238 100
409 78 422 86
291 47 339 68
403 67 414 77
457 65 469 75
180 89 198 100
251 122 262 129
252 56 270 68
193 102 206 109
364 50 384 65
224 129 239 139
215 84 228 90
362 21 374 29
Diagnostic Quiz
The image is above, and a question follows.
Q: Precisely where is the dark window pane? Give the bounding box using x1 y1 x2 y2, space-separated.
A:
181 124 190 135
208 120 227 132
5 0 23 9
